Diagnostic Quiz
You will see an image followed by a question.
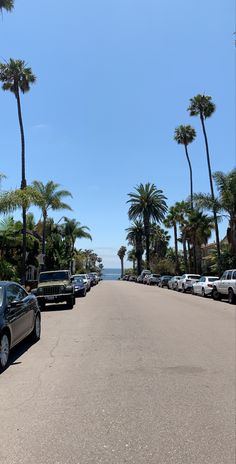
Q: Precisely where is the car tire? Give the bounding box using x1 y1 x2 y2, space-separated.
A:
181 285 185 293
228 288 236 305
191 287 195 295
31 314 41 342
39 301 45 310
67 296 74 309
0 332 10 373
212 288 221 301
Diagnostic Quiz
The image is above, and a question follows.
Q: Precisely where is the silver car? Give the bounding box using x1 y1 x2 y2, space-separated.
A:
72 274 91 291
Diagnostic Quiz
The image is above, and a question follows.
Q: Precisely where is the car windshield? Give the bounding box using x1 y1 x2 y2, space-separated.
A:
0 286 3 307
188 275 200 279
39 272 69 282
152 274 159 278
73 277 83 284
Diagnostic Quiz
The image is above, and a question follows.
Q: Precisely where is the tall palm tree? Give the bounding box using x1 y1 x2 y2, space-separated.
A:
188 94 221 272
127 249 136 272
0 0 14 12
117 246 126 278
164 206 180 273
62 217 92 270
174 125 196 210
0 59 36 284
127 183 168 269
126 220 144 275
174 200 191 272
32 181 72 260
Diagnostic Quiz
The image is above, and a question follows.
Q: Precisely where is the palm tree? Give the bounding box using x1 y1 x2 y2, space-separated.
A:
194 168 236 256
188 94 221 272
164 206 180 273
0 59 36 284
184 210 214 274
174 125 196 209
117 246 126 278
32 181 72 261
62 217 92 270
174 200 191 272
126 220 144 275
127 183 168 269
127 249 136 272
0 0 14 12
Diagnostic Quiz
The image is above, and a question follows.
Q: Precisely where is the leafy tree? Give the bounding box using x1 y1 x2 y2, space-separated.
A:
62 217 92 259
126 220 144 275
150 224 170 259
32 181 72 260
184 210 214 274
0 59 36 283
127 183 167 269
127 249 136 272
188 94 221 272
0 0 14 13
117 246 126 278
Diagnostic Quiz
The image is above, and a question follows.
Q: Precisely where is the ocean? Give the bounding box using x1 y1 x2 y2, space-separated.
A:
102 268 121 280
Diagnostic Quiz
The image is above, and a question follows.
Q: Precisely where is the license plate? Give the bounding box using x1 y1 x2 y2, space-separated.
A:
45 296 55 301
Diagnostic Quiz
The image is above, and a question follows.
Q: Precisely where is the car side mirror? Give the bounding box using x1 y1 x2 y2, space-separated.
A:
7 300 21 309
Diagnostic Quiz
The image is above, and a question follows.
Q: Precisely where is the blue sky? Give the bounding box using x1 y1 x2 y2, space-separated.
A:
0 0 235 267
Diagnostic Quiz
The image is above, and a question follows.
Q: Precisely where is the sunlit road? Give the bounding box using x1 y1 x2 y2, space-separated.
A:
0 281 235 464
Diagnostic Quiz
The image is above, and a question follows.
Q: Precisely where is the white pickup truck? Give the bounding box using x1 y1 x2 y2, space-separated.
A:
212 269 236 304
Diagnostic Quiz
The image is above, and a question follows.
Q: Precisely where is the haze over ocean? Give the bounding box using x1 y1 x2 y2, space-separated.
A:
102 269 121 280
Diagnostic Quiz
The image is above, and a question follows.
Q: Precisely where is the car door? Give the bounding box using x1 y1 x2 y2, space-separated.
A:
6 284 30 345
218 271 227 294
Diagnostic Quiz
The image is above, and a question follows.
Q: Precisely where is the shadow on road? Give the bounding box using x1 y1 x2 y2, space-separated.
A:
9 337 37 368
40 303 72 312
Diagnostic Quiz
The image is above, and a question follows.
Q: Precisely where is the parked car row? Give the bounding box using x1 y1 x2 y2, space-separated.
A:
0 270 101 373
123 268 236 304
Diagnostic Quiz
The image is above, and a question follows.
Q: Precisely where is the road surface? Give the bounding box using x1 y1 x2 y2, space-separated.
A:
0 281 235 464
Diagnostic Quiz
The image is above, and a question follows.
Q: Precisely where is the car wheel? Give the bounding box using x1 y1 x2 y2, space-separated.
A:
181 285 185 293
201 288 206 297
228 288 236 305
0 333 10 373
191 287 195 295
39 301 45 310
212 288 221 301
31 314 41 342
67 296 74 309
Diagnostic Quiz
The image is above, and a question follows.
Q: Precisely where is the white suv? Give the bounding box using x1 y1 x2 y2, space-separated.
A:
212 269 236 304
177 274 201 293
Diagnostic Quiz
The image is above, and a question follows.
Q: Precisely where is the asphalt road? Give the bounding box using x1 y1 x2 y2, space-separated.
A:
0 282 235 464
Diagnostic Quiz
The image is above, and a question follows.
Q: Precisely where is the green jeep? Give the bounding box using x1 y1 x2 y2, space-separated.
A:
36 270 75 310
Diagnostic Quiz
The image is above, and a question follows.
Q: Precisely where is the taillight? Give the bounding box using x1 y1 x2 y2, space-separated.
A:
207 284 213 288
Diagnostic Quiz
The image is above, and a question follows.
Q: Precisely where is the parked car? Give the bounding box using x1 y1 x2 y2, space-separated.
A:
192 276 219 297
0 281 41 372
168 276 181 290
146 274 161 285
88 273 97 286
212 269 236 304
158 275 172 288
128 275 137 282
137 275 143 283
140 270 152 283
35 270 75 310
71 276 87 297
177 274 201 293
74 274 91 292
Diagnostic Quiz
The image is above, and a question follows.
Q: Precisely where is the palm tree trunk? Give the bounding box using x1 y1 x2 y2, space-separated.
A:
173 223 180 273
144 216 150 269
200 114 221 272
184 144 193 209
121 257 124 278
16 87 27 285
182 234 188 272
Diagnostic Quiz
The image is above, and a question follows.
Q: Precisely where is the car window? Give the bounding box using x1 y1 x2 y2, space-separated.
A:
226 271 232 280
233 271 236 280
220 271 228 280
7 284 27 304
0 286 3 307
208 277 219 282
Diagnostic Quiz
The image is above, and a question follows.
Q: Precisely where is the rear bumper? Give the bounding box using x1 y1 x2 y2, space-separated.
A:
37 294 73 304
